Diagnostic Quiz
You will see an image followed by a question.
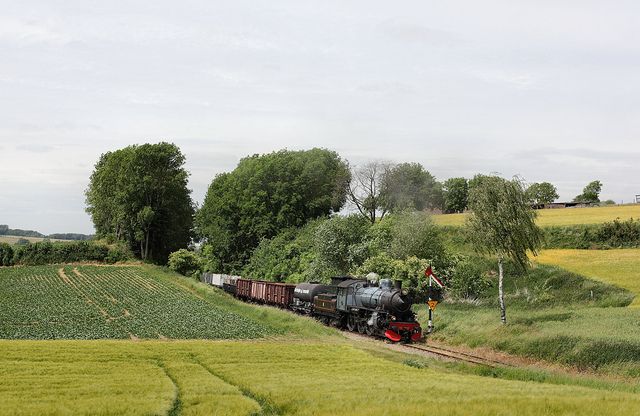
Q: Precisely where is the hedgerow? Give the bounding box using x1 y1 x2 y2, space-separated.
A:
11 241 132 265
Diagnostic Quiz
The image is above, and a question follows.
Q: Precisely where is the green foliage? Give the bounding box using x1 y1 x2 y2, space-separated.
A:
380 162 443 212
526 182 559 206
596 218 640 247
466 176 543 270
574 180 603 203
446 256 492 300
243 219 323 282
197 148 350 272
543 218 640 249
244 211 450 297
355 253 396 279
168 249 202 277
442 177 469 213
312 214 371 279
0 243 14 266
85 142 194 264
15 238 30 246
11 241 132 265
386 212 445 262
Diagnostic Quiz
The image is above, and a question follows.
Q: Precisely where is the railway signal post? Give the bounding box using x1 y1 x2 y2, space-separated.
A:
425 266 444 334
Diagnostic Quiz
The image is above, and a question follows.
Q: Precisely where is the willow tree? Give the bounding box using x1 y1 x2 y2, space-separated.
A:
466 175 543 324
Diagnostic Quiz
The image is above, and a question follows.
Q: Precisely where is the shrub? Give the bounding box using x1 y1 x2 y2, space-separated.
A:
0 243 14 266
543 219 640 249
242 219 323 282
168 249 202 277
105 243 134 264
11 241 132 265
447 257 492 300
313 214 371 277
596 218 640 247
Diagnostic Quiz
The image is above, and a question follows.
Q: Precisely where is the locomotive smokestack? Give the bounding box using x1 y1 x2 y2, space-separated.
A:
393 280 402 290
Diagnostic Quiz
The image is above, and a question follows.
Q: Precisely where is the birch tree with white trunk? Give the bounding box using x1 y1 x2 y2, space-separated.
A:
465 175 543 324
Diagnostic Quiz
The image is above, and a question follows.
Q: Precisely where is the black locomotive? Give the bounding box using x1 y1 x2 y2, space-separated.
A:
203 273 423 343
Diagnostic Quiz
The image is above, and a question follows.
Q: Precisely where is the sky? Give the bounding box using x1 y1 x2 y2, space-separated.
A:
1 1 639 234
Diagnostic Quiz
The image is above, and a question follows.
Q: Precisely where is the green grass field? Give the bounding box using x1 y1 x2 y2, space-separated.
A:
3 339 640 416
434 204 640 227
423 261 640 375
535 249 640 307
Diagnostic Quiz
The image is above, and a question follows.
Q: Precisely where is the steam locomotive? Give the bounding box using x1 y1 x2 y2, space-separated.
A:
202 274 423 343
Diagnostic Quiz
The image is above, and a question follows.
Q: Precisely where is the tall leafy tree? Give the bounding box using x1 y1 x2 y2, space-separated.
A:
196 148 350 272
574 180 602 203
380 163 443 212
526 182 559 207
85 142 194 263
442 177 469 213
466 175 543 324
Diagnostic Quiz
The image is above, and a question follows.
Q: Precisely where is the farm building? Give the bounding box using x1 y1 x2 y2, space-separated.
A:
532 201 595 210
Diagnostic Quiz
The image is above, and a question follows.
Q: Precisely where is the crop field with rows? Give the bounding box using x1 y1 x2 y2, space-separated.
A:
3 340 640 416
0 265 277 340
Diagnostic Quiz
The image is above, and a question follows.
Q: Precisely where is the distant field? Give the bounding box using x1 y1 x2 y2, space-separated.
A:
0 265 280 339
0 235 69 244
433 204 640 227
3 340 640 416
536 249 640 307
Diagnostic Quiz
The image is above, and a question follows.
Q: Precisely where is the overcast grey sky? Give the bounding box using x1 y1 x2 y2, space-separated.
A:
1 1 639 234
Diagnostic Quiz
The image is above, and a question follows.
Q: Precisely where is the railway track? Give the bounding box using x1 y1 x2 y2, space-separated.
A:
343 332 510 368
402 343 511 368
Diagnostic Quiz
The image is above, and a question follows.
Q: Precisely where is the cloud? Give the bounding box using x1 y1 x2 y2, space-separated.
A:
15 144 55 153
377 20 462 47
0 17 71 45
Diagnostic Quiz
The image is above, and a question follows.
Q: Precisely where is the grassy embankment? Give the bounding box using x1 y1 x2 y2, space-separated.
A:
433 204 640 227
420 260 640 375
428 204 640 375
536 249 640 307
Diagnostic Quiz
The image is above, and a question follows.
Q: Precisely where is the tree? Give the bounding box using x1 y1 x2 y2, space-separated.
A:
380 163 443 212
526 182 559 207
0 243 14 266
196 148 350 272
348 161 393 224
312 214 371 277
466 175 543 324
168 249 201 277
574 180 602 203
85 142 195 263
442 177 469 213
